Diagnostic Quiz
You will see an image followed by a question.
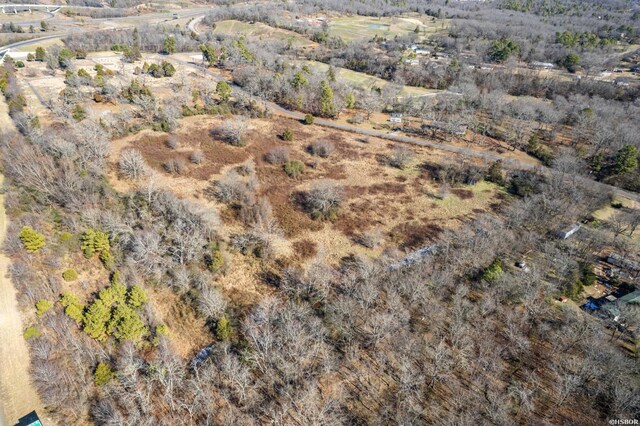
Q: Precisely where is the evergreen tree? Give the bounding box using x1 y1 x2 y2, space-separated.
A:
163 36 176 55
320 80 336 117
216 80 232 102
345 92 356 109
19 226 45 252
614 145 638 175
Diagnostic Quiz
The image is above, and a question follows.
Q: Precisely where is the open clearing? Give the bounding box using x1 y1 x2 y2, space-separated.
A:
300 60 439 97
213 19 316 47
108 114 504 290
327 15 448 42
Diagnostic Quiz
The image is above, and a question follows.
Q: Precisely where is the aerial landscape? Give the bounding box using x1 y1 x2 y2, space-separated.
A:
0 0 639 424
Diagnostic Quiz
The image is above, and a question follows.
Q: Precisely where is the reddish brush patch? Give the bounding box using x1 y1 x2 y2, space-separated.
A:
390 222 443 251
451 188 474 200
292 239 318 260
367 183 407 195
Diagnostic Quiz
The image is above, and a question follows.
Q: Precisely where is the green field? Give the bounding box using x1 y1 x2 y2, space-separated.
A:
213 20 314 47
327 15 447 42
300 60 439 97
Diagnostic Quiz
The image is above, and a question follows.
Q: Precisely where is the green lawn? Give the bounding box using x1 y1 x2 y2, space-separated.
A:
299 60 438 97
213 20 313 46
327 15 447 42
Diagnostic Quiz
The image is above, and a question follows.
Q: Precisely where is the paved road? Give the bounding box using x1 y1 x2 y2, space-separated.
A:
0 170 45 426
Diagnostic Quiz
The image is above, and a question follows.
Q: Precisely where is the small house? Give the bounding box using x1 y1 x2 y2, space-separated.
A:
389 113 403 123
557 223 580 240
405 58 420 66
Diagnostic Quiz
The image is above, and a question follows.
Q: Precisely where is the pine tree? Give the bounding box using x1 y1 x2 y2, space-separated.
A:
94 362 114 386
163 36 176 55
320 80 336 117
216 315 233 341
83 299 112 341
345 92 356 109
614 145 638 175
127 285 148 309
19 226 46 252
216 80 232 102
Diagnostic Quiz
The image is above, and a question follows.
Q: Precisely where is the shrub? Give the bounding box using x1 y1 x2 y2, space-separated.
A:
486 160 505 185
308 140 335 158
389 146 414 169
190 149 204 164
119 149 149 180
24 326 41 340
304 181 343 220
36 299 53 317
284 160 305 179
62 268 78 282
163 157 188 174
19 226 45 252
213 117 248 147
166 134 178 149
230 231 272 258
303 114 314 125
355 229 384 248
60 292 85 324
162 61 176 77
210 245 224 272
72 105 86 121
481 259 504 282
94 362 114 386
281 128 294 141
265 146 290 165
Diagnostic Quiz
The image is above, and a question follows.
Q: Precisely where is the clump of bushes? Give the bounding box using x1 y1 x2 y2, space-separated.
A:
163 157 188 175
265 146 290 165
308 140 335 158
303 114 314 125
119 149 149 180
166 134 178 149
62 268 78 282
481 258 504 282
36 299 53 317
60 292 85 324
24 326 41 340
212 117 248 147
281 129 294 141
284 160 305 179
389 146 414 169
190 149 204 164
303 181 343 220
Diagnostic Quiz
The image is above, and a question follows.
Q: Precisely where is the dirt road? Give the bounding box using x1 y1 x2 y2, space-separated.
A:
0 106 44 424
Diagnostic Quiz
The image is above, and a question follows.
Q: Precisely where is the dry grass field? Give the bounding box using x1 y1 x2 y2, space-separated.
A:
107 115 505 312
